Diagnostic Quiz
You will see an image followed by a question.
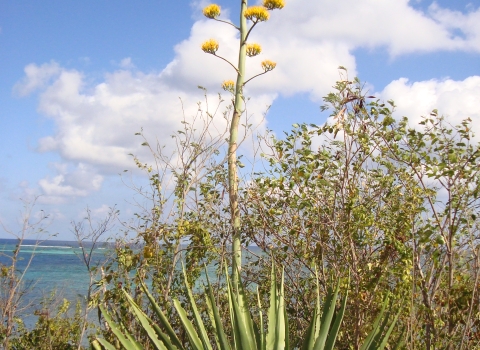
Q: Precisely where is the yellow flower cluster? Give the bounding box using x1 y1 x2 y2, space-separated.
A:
244 6 270 22
222 80 235 93
203 4 221 19
263 0 285 10
261 60 277 71
201 39 219 54
246 43 262 57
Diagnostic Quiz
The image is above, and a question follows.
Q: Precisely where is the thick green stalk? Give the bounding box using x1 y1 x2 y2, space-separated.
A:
230 0 247 288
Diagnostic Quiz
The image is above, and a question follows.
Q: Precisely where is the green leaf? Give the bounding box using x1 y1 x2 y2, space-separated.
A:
122 291 169 350
98 305 142 350
226 269 257 350
173 298 205 350
313 279 341 350
95 338 118 350
301 307 318 350
324 276 349 350
140 282 183 350
182 264 213 350
266 264 278 349
256 288 266 350
360 296 389 350
140 281 184 350
274 269 286 350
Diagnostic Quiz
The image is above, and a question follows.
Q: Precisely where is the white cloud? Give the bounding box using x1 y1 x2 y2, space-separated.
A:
37 163 103 204
380 76 480 136
90 204 113 218
13 0 480 204
256 0 480 57
113 57 136 69
428 3 480 51
13 61 61 96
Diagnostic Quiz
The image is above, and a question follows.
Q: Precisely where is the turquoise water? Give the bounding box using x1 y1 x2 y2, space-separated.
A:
0 238 109 329
0 238 262 331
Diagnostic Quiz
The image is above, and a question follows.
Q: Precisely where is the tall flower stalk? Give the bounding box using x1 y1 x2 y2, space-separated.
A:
201 0 284 287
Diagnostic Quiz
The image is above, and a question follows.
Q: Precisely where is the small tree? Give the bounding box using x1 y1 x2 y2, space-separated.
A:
0 198 51 349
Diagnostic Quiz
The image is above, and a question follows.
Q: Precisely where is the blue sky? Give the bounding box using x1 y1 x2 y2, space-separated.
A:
1 0 479 240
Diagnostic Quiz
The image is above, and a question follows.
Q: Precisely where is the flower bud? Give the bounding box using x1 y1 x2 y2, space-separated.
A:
222 80 235 93
246 43 262 57
201 39 219 54
244 6 270 22
261 60 277 71
203 4 221 19
263 0 285 10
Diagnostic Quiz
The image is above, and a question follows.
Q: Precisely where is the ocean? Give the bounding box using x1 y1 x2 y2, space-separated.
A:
0 238 109 327
0 237 262 332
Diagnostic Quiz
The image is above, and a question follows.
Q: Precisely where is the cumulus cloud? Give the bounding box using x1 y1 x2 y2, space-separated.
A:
13 61 61 96
379 75 480 136
13 0 480 205
38 163 103 204
256 0 480 57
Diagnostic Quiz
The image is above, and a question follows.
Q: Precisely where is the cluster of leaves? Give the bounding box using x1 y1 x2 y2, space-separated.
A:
93 263 400 350
240 72 480 349
82 74 478 349
8 297 92 350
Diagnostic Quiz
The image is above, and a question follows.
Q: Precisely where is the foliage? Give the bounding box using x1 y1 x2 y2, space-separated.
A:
241 71 480 348
9 297 92 350
90 68 480 348
92 263 399 349
0 199 52 349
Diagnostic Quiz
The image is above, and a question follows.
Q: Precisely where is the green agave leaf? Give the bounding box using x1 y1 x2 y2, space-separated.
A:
225 272 239 348
205 268 231 350
266 263 278 349
314 270 321 341
236 271 258 350
140 281 184 350
301 308 318 350
94 338 118 350
273 268 286 350
302 269 322 350
122 291 169 350
182 264 213 350
205 291 220 349
360 296 389 350
284 292 290 350
151 323 180 349
324 274 350 350
369 310 392 350
226 268 257 350
313 280 341 350
173 298 205 350
98 304 142 350
323 291 348 350
375 308 401 350
256 287 265 350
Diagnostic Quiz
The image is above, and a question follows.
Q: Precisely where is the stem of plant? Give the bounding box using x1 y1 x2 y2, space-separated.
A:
229 0 247 288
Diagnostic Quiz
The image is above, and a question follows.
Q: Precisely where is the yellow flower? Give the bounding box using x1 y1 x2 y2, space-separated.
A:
244 6 270 22
246 43 262 57
201 39 219 54
222 80 235 93
263 0 285 10
203 4 221 19
261 60 277 71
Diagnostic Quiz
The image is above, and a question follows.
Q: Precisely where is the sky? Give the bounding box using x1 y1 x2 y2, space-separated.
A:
1 0 479 240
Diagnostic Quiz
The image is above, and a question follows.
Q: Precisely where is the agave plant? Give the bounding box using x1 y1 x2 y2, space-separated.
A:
91 264 401 350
